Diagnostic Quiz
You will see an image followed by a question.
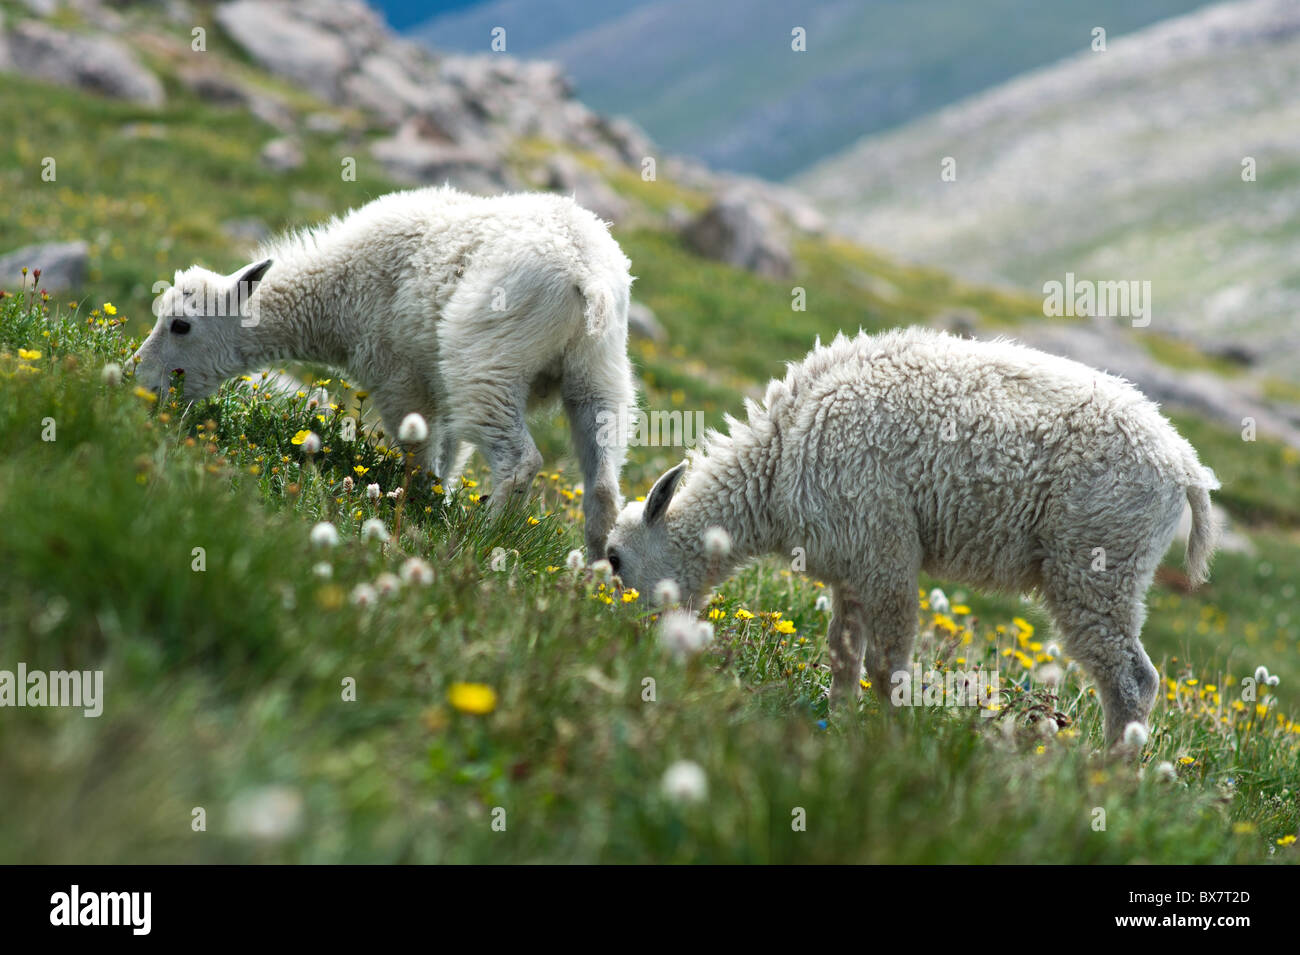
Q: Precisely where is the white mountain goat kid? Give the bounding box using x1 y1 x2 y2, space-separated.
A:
132 187 636 556
605 328 1220 746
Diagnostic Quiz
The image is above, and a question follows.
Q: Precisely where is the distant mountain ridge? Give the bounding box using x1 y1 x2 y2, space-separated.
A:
796 0 1300 372
407 0 1218 178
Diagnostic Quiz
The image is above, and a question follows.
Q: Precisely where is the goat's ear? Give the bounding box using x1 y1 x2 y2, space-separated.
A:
643 461 687 526
232 258 273 288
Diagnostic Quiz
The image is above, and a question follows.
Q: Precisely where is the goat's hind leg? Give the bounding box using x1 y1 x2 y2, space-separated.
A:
827 587 868 716
562 340 635 559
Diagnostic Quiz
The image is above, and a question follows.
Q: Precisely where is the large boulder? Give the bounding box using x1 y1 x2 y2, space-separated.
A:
370 119 512 194
543 154 627 223
1013 321 1300 450
2 20 163 106
0 241 89 294
627 301 665 342
682 192 793 278
260 137 305 172
214 0 352 101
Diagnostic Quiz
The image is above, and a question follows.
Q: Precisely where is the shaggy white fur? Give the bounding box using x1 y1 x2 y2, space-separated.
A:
132 186 636 556
605 327 1220 745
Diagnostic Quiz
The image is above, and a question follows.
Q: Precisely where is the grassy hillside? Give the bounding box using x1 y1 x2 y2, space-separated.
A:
1 31 1298 863
2 288 1298 864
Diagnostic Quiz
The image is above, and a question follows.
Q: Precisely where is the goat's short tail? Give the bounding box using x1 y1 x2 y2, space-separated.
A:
579 275 619 337
1185 478 1219 587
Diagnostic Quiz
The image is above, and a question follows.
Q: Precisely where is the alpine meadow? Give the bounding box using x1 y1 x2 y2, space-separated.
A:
0 0 1297 873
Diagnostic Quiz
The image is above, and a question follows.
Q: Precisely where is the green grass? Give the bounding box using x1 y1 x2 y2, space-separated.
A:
0 73 390 327
1 43 1296 863
1 294 1297 864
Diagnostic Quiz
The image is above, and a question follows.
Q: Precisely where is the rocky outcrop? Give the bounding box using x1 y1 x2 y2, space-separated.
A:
214 1 353 102
0 241 90 293
2 19 164 105
627 302 665 342
260 137 305 172
369 119 513 194
542 154 628 223
1011 321 1300 450
211 0 653 191
683 192 793 279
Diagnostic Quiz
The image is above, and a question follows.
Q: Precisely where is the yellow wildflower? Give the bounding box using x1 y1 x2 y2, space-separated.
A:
448 682 497 715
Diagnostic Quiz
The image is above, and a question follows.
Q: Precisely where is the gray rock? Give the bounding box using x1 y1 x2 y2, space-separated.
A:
260 137 305 172
304 112 346 135
627 301 665 342
246 94 297 134
4 21 164 106
215 0 352 101
370 119 510 193
1011 321 1300 450
682 192 793 279
342 54 434 127
0 241 89 293
544 154 627 223
176 65 248 106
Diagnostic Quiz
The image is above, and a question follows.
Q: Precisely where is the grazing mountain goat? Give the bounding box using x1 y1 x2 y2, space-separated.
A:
131 187 636 556
605 327 1219 746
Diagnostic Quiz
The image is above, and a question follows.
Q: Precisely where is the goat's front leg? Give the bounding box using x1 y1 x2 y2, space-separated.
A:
473 391 543 511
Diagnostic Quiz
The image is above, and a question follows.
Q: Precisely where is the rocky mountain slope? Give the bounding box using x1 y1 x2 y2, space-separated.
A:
1 0 1296 453
410 0 1218 179
797 0 1300 380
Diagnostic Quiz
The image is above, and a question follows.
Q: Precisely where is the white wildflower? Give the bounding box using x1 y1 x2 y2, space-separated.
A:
661 760 708 804
100 362 122 385
366 483 381 501
312 561 332 579
1255 665 1280 687
228 785 303 842
703 526 731 558
1036 664 1064 687
653 578 681 608
815 592 832 613
398 412 429 444
350 583 377 607
658 610 712 660
1123 721 1149 747
565 548 586 572
300 431 321 454
590 559 613 582
374 572 401 596
928 588 950 615
309 521 339 548
361 518 390 543
1154 761 1177 783
400 557 433 586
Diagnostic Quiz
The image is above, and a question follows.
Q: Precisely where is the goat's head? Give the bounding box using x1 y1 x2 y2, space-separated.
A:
132 258 272 399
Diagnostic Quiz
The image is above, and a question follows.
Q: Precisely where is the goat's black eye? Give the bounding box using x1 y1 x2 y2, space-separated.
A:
607 550 621 575
170 318 191 335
